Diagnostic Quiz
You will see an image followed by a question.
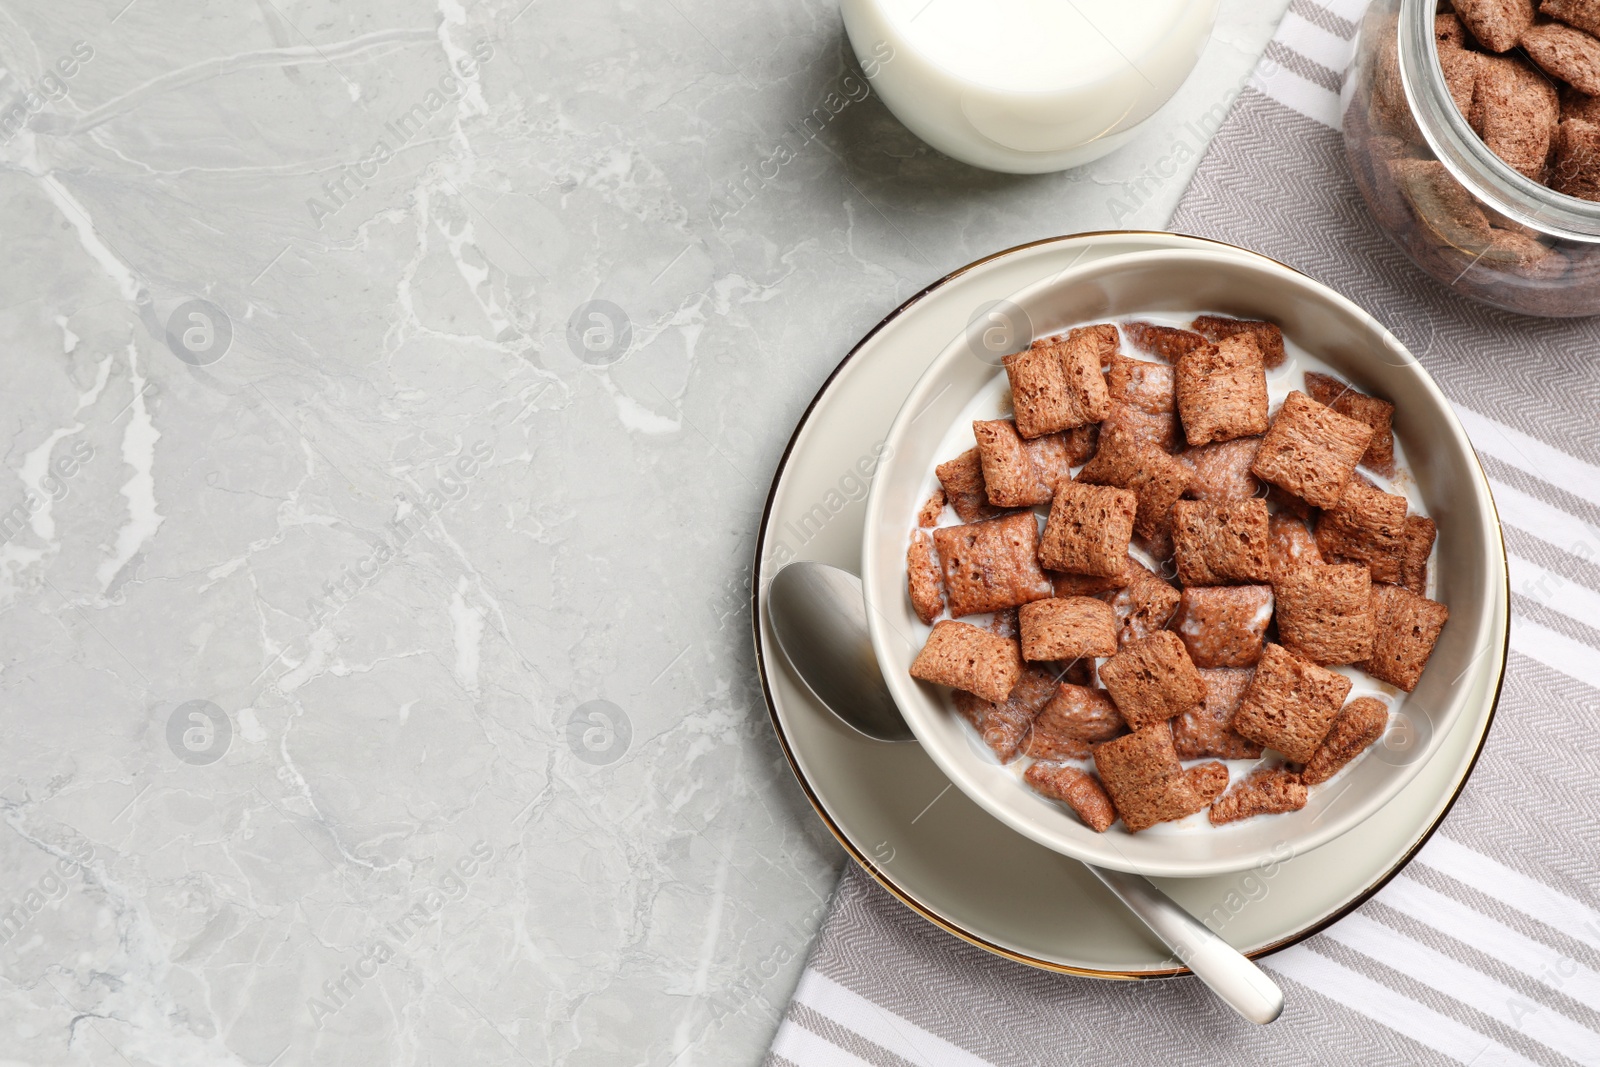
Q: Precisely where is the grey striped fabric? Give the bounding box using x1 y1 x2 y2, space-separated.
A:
766 2 1600 1064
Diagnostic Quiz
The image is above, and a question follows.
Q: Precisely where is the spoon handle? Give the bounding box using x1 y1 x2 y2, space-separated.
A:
1088 865 1285 1025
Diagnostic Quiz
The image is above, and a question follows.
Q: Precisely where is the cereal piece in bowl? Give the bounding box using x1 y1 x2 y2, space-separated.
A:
1175 335 1270 446
935 448 1000 523
1268 513 1325 580
950 665 1060 763
1172 585 1274 669
1092 721 1181 792
1364 584 1451 691
1209 767 1309 825
1302 371 1397 476
933 512 1054 616
1301 697 1391 786
1184 761 1232 805
1022 684 1126 760
1003 328 1113 438
1172 498 1273 586
1250 390 1374 509
1105 354 1178 416
1315 482 1409 584
1018 597 1118 662
1038 482 1137 577
1100 558 1181 646
1232 644 1354 763
1121 322 1207 363
1274 563 1377 666
1098 630 1206 729
1093 723 1216 831
1174 667 1264 760
1189 315 1286 369
1114 775 1217 832
905 531 943 624
1024 762 1117 832
1178 437 1262 502
1400 515 1438 594
910 620 1025 705
1099 401 1181 455
972 420 1055 507
1050 568 1129 598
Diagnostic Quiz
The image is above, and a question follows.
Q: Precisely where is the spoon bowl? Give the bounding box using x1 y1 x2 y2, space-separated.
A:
768 561 916 742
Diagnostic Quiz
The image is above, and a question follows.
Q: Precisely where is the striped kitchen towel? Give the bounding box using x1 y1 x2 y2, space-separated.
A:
766 2 1600 1064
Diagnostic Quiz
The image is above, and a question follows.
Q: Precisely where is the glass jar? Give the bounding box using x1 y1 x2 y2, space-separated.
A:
1345 0 1600 317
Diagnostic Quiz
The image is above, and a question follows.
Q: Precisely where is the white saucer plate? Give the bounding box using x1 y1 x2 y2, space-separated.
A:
751 231 1509 977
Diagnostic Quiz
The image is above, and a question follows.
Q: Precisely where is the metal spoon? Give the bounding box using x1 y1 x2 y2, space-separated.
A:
767 560 1285 1025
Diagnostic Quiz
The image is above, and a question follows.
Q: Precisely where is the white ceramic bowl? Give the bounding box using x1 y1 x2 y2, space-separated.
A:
861 247 1504 878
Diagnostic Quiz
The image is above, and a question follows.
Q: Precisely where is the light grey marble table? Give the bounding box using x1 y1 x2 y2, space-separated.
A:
0 1 1289 1062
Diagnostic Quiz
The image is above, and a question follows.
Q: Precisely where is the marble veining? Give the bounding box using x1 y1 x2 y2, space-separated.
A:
0 0 1286 1062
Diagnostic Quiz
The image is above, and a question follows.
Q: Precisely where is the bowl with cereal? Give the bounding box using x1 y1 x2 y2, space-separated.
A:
861 247 1505 878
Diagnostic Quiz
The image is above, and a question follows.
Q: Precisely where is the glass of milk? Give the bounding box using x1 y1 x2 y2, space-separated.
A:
841 0 1220 173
